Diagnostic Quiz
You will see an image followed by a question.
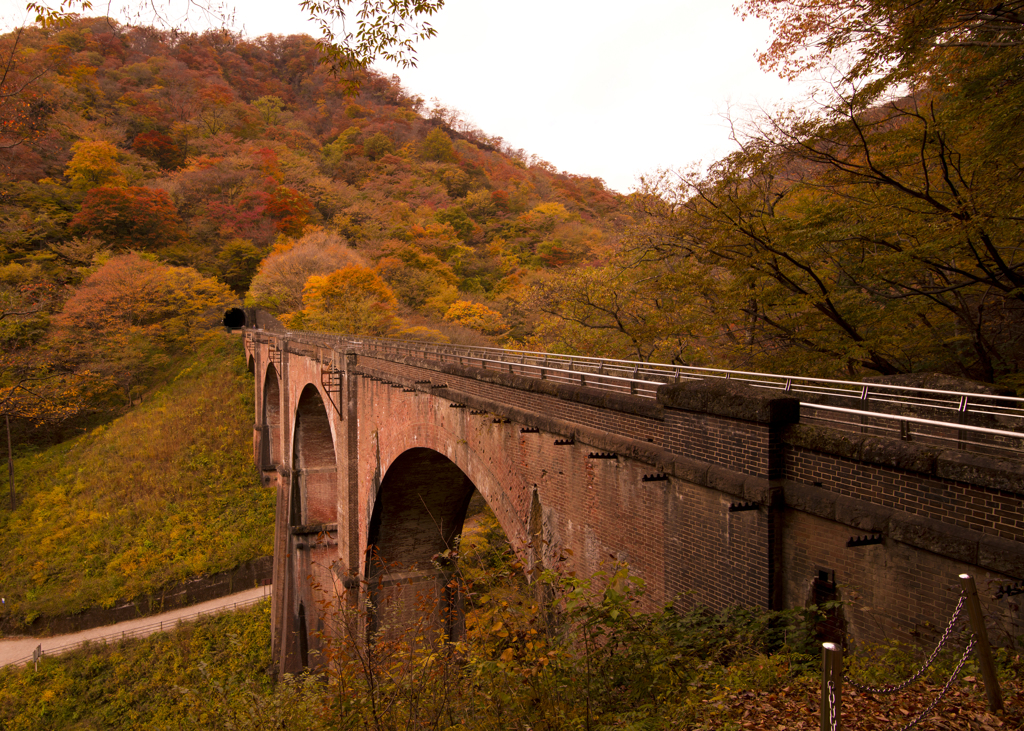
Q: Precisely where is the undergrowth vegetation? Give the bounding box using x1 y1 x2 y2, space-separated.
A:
0 333 271 630
1 506 1021 730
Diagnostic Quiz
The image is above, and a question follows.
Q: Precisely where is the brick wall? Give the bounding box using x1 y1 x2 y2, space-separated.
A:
785 443 1023 544
780 509 1021 647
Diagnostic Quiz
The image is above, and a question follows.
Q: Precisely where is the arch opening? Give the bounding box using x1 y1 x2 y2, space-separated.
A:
262 363 281 469
288 384 338 671
297 602 310 669
366 447 527 643
292 384 337 526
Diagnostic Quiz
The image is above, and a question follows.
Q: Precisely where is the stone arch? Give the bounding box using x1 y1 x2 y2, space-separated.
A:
247 353 255 374
291 383 338 526
366 448 474 640
366 437 549 641
262 363 281 468
368 422 543 573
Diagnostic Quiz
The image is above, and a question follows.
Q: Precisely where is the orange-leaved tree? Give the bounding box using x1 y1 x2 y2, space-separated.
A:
1 279 92 508
246 228 366 314
54 252 233 404
443 300 507 335
287 265 400 336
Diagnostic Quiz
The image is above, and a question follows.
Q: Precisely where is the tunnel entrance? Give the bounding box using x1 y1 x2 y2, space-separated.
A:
223 307 246 329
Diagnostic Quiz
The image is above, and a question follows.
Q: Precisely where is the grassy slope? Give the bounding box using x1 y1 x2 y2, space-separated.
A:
0 601 291 731
0 332 272 628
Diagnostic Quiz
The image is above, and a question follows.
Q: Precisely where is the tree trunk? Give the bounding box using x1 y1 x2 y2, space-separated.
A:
6 414 13 510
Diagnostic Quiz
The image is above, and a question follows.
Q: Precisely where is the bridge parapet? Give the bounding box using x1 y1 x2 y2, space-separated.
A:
244 317 1024 459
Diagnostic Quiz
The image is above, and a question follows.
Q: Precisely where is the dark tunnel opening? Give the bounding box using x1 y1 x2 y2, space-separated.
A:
223 307 246 329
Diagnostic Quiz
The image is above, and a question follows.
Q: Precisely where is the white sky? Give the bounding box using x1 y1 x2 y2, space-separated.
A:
4 0 804 193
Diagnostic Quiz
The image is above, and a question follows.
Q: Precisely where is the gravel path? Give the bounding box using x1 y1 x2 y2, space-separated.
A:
0 584 271 669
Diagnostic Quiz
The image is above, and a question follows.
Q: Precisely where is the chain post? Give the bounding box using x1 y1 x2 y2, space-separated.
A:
959 573 1003 712
821 642 842 731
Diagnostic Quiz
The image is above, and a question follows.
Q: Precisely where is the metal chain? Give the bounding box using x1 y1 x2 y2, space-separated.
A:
891 636 976 731
845 594 965 694
827 679 839 731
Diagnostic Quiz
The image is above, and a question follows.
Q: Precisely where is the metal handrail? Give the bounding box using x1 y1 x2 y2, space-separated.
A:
251 328 1024 453
801 404 1024 440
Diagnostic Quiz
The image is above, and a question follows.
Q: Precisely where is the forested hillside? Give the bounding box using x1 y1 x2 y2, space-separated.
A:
0 17 627 456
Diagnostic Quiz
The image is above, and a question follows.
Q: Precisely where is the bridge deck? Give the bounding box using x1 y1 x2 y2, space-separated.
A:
246 328 1024 460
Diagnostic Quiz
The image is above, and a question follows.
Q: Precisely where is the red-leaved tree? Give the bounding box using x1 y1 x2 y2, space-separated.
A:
71 186 184 249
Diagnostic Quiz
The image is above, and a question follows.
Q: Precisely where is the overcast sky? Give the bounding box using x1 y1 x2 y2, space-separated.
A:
4 0 804 193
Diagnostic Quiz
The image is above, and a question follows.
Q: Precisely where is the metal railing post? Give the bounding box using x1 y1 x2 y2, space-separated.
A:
821 641 842 731
959 573 1004 712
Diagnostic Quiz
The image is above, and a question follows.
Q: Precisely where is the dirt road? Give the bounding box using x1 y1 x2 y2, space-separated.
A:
0 584 270 669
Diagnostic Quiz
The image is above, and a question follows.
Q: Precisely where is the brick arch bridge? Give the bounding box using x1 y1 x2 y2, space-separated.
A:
242 316 1024 676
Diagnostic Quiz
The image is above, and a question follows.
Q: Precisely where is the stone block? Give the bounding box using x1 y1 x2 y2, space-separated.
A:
889 514 978 564
657 379 799 425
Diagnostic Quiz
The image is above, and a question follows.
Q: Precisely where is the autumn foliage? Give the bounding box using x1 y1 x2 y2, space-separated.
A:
71 186 184 250
287 265 400 336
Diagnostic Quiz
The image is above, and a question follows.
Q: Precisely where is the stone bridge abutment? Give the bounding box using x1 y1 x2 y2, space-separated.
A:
243 325 1024 676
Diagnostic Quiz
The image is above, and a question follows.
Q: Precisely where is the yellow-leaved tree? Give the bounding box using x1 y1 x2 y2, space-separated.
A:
287 265 401 336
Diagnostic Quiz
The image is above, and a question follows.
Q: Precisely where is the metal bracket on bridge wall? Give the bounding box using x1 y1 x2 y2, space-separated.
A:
320 367 343 417
587 452 617 460
642 473 669 482
520 427 539 433
728 502 759 512
995 582 1023 599
846 534 883 547
554 438 575 445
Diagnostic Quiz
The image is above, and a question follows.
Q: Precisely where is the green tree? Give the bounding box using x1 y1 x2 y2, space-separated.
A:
217 238 264 294
362 131 395 160
420 127 456 162
252 95 285 125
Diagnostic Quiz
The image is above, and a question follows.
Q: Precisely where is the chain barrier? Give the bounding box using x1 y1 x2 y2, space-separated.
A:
890 636 976 731
844 593 965 695
826 636 976 731
827 680 839 731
